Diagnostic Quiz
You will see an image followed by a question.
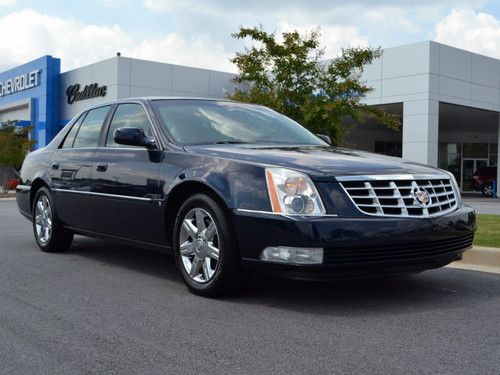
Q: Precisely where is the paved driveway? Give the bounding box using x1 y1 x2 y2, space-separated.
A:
463 196 500 215
1 200 499 374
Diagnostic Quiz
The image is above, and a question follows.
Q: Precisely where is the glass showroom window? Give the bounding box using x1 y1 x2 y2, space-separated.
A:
438 143 462 187
489 143 498 166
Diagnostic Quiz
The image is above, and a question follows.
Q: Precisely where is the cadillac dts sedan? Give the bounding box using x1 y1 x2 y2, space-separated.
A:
16 98 476 296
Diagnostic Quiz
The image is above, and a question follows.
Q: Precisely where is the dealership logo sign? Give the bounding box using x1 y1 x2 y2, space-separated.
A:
0 69 40 98
66 83 107 104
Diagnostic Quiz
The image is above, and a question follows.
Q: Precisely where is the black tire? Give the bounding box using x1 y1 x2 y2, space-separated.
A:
482 183 493 197
32 187 73 252
172 193 249 297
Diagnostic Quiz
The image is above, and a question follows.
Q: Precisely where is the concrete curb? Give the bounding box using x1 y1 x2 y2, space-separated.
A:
448 246 500 274
0 197 15 201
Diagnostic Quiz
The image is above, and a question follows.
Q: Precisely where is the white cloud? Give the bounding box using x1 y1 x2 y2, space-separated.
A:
0 9 131 71
0 9 235 72
141 0 482 61
277 22 368 58
2 3 498 78
0 6 370 75
123 34 236 72
143 0 178 12
433 8 500 59
143 1 376 60
0 0 15 6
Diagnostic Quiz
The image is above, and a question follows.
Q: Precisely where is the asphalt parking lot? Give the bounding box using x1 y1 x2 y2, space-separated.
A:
0 200 499 374
463 196 500 215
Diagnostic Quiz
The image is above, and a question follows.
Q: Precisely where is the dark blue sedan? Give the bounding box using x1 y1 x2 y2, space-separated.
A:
16 98 476 296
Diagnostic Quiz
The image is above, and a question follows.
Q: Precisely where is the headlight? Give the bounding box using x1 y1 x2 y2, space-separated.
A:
443 170 462 205
265 167 326 215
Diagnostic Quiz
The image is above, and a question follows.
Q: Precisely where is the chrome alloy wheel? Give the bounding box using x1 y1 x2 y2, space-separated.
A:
483 185 493 197
35 195 52 244
179 208 220 283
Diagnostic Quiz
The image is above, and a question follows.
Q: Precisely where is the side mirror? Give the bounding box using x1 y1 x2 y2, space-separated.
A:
317 134 332 145
114 127 157 149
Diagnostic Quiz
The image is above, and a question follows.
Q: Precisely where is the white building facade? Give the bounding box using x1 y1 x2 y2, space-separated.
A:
0 55 235 148
354 41 499 195
59 56 236 121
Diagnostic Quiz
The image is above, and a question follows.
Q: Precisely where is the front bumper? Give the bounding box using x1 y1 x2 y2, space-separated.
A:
232 205 476 280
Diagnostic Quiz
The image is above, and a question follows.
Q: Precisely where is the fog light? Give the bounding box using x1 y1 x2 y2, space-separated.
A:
260 246 323 264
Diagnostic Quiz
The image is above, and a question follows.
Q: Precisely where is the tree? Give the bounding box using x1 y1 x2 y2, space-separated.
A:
0 121 34 191
228 26 400 144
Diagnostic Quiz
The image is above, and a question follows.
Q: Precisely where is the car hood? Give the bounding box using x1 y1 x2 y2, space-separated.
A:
184 144 444 179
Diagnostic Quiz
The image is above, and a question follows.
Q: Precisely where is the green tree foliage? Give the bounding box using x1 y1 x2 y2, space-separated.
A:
0 121 35 169
228 26 400 144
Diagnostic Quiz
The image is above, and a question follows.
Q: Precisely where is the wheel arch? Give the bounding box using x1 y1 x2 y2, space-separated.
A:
29 177 50 212
164 179 231 246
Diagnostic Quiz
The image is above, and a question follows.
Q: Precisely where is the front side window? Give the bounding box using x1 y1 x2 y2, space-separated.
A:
72 106 110 148
106 103 153 147
151 99 325 146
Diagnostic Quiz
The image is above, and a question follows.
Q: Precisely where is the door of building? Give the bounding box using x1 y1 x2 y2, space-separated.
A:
462 158 488 191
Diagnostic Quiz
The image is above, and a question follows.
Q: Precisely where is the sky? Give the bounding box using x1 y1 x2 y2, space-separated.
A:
0 0 499 73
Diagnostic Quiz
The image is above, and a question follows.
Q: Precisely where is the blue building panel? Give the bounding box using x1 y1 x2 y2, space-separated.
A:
0 55 60 149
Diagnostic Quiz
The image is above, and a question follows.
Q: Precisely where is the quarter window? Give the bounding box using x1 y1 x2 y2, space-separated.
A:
72 106 110 148
106 104 153 147
61 113 85 149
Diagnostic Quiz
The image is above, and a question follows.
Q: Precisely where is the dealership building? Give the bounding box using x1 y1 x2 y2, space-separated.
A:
0 40 499 194
0 55 235 146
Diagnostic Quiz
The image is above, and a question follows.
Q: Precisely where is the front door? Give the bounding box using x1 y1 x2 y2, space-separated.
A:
91 103 165 244
462 158 488 191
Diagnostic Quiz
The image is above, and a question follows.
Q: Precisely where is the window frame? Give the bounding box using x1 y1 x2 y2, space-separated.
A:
58 112 87 149
104 102 155 149
100 101 161 150
149 98 325 148
69 105 112 150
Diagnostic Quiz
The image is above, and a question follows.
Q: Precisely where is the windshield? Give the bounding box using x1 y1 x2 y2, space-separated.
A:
151 99 326 146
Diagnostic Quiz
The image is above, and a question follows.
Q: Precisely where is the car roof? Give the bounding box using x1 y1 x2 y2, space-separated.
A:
476 166 497 172
81 97 232 111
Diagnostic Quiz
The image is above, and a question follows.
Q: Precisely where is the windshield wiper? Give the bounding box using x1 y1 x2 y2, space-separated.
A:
214 140 250 144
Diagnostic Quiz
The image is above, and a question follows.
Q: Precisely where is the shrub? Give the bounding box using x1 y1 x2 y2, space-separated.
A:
5 178 19 191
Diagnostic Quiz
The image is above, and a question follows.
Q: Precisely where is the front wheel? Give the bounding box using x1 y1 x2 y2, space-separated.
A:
32 187 73 252
482 183 493 197
173 194 248 297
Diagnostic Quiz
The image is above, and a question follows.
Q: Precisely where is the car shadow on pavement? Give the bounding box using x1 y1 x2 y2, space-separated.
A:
66 236 182 283
66 236 500 316
236 267 500 317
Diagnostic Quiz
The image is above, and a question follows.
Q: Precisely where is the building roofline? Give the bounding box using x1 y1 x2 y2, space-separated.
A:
60 55 237 76
383 40 499 61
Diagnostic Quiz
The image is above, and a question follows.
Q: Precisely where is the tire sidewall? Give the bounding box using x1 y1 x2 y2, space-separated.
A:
173 194 234 294
32 186 69 251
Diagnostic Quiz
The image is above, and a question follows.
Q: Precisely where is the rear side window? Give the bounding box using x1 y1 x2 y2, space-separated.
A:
73 106 110 148
106 103 153 147
61 113 85 149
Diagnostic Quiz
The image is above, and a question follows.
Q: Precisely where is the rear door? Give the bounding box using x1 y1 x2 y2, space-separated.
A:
50 106 111 231
91 102 164 244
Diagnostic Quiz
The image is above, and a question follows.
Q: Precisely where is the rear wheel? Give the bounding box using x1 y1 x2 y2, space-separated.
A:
482 183 493 197
173 193 248 297
32 187 73 252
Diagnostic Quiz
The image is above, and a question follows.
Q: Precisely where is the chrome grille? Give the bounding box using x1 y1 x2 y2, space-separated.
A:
340 177 458 218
